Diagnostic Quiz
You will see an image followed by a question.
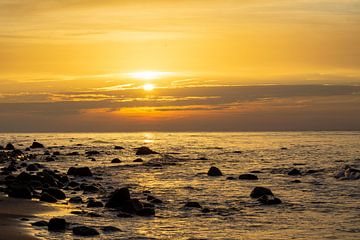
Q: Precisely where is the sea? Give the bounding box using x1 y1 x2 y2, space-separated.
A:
1 132 360 240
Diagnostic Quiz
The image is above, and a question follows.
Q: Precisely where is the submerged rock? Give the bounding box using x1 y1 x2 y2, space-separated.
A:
335 166 360 180
114 146 124 150
69 196 83 204
133 158 143 162
101 226 122 232
67 167 92 177
32 220 48 227
43 187 66 200
184 201 202 208
239 174 258 180
72 226 99 236
30 141 45 149
48 218 66 231
135 147 158 155
87 199 104 208
207 166 223 176
257 195 282 205
111 158 121 163
288 168 302 176
250 187 274 199
40 192 57 203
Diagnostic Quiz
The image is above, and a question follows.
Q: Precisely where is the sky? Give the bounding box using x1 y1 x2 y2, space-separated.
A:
0 0 359 131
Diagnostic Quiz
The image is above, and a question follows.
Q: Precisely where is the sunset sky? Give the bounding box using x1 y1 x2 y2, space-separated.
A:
0 0 359 131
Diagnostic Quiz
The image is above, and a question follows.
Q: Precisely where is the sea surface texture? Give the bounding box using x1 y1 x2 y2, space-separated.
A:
1 132 360 239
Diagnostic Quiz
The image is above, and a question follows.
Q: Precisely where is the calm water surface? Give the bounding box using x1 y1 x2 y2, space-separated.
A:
1 132 360 240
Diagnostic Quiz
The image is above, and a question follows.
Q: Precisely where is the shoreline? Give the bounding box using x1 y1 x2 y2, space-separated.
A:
0 195 59 240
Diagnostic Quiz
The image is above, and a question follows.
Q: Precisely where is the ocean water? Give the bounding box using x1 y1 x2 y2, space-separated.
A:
1 132 360 240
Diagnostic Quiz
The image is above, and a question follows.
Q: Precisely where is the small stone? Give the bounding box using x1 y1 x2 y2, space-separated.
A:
288 169 301 176
87 199 104 208
184 201 202 208
135 147 158 155
30 141 45 149
101 226 122 232
114 146 124 150
67 167 92 177
207 166 222 176
32 220 48 227
111 158 121 163
239 174 258 180
133 158 143 162
69 196 83 204
250 187 274 199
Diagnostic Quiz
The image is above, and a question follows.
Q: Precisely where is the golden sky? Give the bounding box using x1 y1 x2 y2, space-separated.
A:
0 0 359 131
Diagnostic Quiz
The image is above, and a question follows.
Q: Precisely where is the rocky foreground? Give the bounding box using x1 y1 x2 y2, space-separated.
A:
0 141 359 238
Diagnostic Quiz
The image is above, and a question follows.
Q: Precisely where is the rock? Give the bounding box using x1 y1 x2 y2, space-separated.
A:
114 146 124 150
133 158 143 162
184 201 202 208
291 179 301 183
26 164 39 172
257 195 282 205
250 187 274 199
335 166 360 180
288 168 301 176
32 220 48 227
280 147 288 150
135 147 158 155
5 143 15 150
48 218 66 231
7 184 32 199
147 195 163 204
87 199 104 208
43 187 66 200
67 152 79 156
72 226 99 236
87 212 102 218
207 166 222 176
30 141 45 149
69 196 83 204
85 150 100 156
111 158 121 163
198 157 208 160
40 192 57 203
226 176 236 180
117 212 133 218
17 172 32 182
136 208 155 216
67 167 92 177
105 187 131 208
239 174 258 180
101 226 122 232
201 208 211 213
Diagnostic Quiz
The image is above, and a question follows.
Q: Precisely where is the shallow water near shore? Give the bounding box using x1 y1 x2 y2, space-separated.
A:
1 132 360 239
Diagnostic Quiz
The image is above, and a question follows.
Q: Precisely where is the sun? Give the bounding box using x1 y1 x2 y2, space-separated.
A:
143 83 155 91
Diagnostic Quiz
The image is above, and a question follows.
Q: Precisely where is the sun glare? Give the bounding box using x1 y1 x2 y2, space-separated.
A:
129 71 171 80
143 83 155 91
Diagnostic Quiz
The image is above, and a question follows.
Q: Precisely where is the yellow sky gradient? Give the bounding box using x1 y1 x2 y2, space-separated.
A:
0 0 359 131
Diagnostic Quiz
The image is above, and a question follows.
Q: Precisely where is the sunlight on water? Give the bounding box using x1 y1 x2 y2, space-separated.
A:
1 132 360 239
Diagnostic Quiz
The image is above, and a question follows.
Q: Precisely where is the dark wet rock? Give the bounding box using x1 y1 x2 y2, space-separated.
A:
147 195 163 204
111 158 121 163
250 170 263 174
201 208 211 213
87 199 104 208
114 146 124 150
25 147 31 151
86 150 100 156
48 218 66 231
207 166 222 176
239 174 258 180
20 162 28 167
30 141 45 149
136 207 155 216
233 150 242 153
257 195 282 205
44 151 51 155
5 143 15 150
250 187 274 199
43 187 66 200
198 157 208 160
53 151 61 156
68 181 80 188
7 184 32 199
291 179 301 183
280 147 288 150
80 183 99 193
73 226 99 236
306 169 322 174
288 168 301 176
69 196 83 204
87 212 102 217
26 164 39 172
67 167 92 177
184 201 202 208
45 156 55 162
101 226 122 232
17 172 33 182
32 220 48 227
135 147 159 155
67 152 79 156
71 210 85 215
40 192 57 203
105 187 131 208
133 158 143 162
335 166 360 180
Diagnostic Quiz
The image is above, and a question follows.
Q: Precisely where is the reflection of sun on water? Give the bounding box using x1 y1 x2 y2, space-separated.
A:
143 83 155 91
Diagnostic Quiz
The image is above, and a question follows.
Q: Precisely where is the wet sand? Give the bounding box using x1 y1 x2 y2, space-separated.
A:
0 195 56 240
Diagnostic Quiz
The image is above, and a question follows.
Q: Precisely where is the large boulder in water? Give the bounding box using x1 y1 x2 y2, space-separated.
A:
250 187 274 198
105 187 131 208
7 184 32 199
67 167 92 177
72 226 99 236
135 147 158 155
48 218 66 231
207 166 223 176
30 141 45 149
5 143 15 150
